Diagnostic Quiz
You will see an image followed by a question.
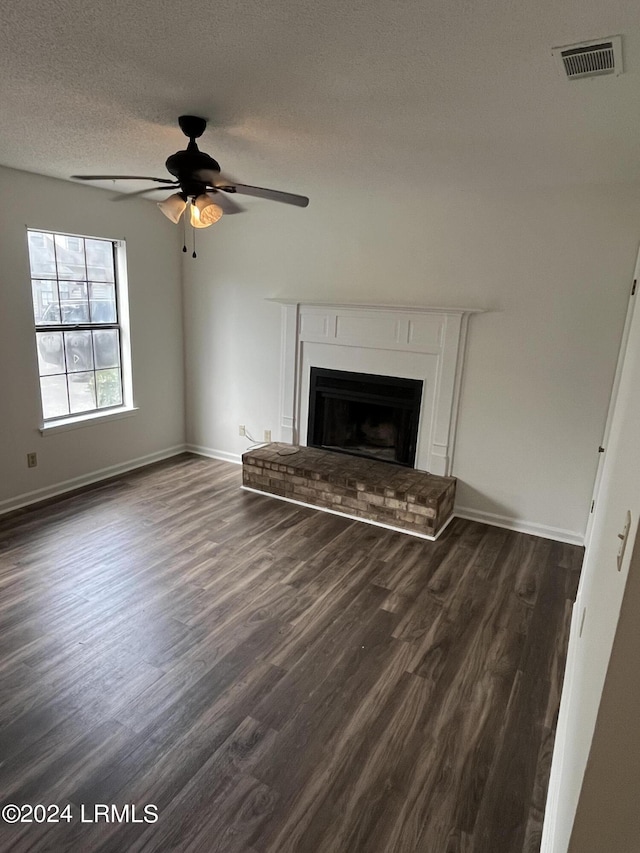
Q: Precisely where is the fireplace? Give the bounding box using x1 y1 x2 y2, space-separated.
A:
307 367 423 467
272 300 479 476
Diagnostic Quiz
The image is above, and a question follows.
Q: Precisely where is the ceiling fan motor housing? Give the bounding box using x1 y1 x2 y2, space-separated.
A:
165 142 221 197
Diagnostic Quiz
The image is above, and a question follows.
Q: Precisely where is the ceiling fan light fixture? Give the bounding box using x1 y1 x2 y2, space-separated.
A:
157 192 187 224
191 194 223 227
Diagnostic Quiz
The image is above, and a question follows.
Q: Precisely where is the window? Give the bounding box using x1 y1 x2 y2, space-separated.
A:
27 230 130 423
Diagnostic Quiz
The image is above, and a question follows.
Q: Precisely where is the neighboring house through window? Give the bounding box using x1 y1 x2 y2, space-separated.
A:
27 230 132 423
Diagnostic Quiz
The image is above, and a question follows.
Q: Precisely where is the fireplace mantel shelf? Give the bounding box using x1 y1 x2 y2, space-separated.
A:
267 298 484 316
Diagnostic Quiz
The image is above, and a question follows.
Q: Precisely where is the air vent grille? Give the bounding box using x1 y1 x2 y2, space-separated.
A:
552 36 623 80
562 43 614 77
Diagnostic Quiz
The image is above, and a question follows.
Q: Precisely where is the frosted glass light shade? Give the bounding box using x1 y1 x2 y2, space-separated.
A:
157 193 187 224
191 194 223 228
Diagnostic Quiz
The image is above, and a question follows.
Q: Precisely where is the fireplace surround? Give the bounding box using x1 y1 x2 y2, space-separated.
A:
270 300 481 477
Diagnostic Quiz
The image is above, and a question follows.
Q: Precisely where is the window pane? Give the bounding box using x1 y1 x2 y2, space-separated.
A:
40 375 69 419
64 331 94 373
85 239 114 282
68 372 96 413
55 234 86 280
32 280 60 324
96 369 123 408
93 329 120 369
36 332 65 375
89 282 117 323
58 281 90 323
28 232 56 278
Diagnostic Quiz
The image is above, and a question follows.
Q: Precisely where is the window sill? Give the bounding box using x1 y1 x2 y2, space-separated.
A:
40 406 138 436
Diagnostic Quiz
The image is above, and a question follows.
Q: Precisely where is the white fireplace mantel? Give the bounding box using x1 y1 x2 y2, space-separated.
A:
269 300 482 476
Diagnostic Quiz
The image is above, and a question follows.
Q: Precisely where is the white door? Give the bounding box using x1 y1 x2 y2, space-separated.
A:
541 245 640 853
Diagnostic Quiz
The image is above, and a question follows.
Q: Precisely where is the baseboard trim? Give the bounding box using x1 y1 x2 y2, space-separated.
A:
454 505 584 546
7 445 585 548
241 485 455 541
186 444 243 465
0 445 187 516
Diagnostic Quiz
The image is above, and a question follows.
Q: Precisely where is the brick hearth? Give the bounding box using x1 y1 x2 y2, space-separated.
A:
242 443 456 538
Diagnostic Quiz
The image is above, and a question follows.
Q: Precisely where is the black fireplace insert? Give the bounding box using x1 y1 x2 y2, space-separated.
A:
307 367 423 467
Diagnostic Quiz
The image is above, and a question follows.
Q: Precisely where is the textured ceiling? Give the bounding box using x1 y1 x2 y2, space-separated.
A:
1 0 640 198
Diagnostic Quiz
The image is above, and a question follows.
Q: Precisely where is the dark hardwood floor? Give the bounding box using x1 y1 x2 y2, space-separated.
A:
0 454 581 852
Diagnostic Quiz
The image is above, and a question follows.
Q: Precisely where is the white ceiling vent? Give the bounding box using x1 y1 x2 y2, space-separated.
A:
552 36 623 80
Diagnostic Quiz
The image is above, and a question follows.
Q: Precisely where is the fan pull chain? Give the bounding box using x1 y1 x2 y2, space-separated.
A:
181 211 187 253
192 218 197 259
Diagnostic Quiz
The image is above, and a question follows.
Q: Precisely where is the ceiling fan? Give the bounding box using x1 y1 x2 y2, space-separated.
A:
72 115 309 239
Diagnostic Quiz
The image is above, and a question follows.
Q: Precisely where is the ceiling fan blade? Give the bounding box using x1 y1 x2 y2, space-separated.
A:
224 183 309 207
196 169 308 207
72 175 176 183
111 185 181 201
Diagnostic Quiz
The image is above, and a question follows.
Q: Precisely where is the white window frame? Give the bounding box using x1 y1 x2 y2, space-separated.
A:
26 229 136 434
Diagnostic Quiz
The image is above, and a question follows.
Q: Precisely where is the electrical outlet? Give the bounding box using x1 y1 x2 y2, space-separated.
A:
264 430 271 442
239 425 246 436
27 452 38 468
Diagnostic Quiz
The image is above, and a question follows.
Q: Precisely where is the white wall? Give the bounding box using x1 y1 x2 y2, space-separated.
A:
0 166 185 508
542 266 640 852
183 178 640 540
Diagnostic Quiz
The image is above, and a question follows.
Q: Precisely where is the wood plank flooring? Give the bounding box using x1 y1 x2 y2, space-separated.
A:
0 454 582 852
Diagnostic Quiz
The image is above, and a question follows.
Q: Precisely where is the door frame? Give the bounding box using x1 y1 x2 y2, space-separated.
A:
584 253 640 551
